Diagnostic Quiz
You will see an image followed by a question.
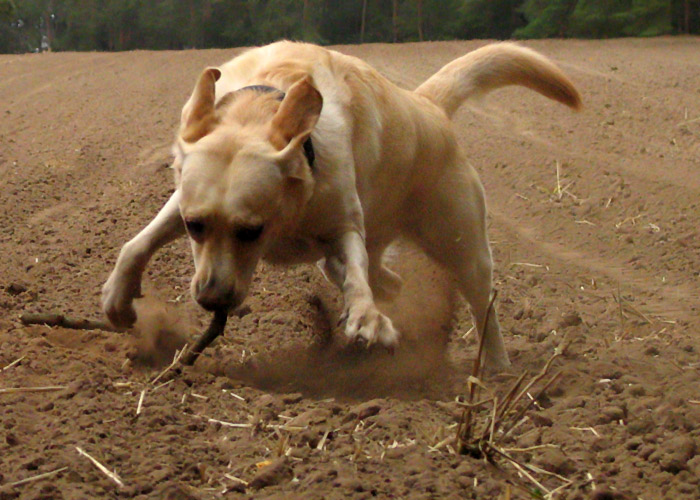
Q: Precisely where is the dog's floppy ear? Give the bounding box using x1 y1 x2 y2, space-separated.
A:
180 67 221 143
270 76 323 151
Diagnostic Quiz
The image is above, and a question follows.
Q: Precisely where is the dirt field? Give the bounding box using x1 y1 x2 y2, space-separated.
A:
1 37 699 499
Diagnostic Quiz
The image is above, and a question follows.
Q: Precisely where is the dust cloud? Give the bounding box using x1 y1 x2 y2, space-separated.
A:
211 242 460 400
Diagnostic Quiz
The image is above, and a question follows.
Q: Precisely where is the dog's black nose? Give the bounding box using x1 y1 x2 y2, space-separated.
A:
195 277 237 312
197 297 233 312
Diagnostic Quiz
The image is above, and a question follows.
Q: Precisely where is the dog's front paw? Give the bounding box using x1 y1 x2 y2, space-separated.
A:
101 271 141 328
343 302 399 349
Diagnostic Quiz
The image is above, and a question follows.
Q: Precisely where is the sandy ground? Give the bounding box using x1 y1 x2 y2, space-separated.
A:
1 37 699 499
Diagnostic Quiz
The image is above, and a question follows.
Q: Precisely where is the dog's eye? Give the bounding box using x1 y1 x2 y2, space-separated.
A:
185 219 206 241
235 225 264 243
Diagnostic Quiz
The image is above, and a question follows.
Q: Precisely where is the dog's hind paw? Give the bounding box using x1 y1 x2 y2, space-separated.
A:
344 303 399 349
483 350 511 372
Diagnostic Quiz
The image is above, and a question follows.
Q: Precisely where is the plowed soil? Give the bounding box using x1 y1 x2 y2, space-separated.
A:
1 38 699 500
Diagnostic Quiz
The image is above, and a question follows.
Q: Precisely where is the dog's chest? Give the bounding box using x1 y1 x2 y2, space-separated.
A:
263 235 324 265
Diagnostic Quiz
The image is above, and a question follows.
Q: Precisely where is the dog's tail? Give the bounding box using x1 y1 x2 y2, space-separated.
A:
415 42 581 118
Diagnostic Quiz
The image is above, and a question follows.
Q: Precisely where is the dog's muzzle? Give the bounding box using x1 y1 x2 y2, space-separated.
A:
194 276 239 312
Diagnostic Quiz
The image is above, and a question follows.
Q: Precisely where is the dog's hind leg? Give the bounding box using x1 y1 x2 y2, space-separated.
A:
322 240 402 303
406 168 510 369
368 254 403 303
364 236 403 302
102 190 186 327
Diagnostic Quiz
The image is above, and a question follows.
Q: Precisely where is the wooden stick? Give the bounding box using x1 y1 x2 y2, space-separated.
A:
76 446 125 488
20 306 227 368
20 313 126 333
181 309 229 366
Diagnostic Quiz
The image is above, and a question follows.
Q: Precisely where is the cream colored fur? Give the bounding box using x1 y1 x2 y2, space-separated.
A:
103 41 580 368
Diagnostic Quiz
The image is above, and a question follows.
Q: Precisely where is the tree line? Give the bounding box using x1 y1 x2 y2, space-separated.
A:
1 0 698 53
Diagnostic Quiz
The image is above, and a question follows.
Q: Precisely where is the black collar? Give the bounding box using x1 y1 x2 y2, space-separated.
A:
234 85 315 169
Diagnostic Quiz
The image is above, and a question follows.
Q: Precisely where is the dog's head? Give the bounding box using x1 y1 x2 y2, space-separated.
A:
173 67 322 312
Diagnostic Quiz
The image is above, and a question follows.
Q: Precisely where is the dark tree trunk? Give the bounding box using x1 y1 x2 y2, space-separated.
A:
43 0 54 50
416 0 424 41
360 0 368 43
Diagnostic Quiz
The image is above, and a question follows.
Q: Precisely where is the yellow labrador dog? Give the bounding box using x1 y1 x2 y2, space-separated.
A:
103 41 580 369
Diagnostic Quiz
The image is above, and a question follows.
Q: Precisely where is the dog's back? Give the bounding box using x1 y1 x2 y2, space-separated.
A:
212 41 580 201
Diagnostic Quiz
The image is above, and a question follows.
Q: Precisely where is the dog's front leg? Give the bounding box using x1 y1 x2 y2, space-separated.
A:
325 232 399 349
102 190 185 327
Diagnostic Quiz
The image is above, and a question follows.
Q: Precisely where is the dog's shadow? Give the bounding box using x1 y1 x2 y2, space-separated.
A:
204 244 461 400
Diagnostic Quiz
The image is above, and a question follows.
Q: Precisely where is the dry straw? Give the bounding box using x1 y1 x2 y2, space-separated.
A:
454 290 573 498
76 446 125 488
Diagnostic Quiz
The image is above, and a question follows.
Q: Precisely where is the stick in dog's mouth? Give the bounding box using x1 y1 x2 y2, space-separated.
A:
181 308 229 366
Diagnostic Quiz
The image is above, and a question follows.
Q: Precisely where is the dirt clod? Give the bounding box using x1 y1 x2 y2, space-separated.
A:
343 399 383 422
558 311 582 328
535 448 577 476
598 405 625 424
590 490 630 500
6 283 28 296
249 457 293 490
157 483 200 500
649 436 697 474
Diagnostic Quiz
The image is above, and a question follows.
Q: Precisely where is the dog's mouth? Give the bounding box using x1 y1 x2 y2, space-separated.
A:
199 301 230 313
197 297 236 314
195 289 240 314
